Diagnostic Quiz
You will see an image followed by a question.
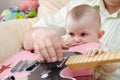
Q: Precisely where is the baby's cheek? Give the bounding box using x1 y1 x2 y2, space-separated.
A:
84 38 96 43
63 35 76 47
67 39 74 46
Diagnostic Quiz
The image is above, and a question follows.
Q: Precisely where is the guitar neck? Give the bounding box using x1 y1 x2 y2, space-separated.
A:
65 50 120 70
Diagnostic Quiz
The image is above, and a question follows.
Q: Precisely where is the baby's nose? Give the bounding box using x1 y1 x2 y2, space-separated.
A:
75 37 81 43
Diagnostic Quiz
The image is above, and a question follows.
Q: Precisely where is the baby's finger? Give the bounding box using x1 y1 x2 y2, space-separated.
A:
98 48 104 54
86 48 93 56
91 48 98 56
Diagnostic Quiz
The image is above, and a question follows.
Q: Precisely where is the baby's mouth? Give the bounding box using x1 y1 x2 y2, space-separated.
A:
71 43 83 46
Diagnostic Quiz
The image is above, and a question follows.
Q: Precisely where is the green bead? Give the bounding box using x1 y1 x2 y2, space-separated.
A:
28 10 37 18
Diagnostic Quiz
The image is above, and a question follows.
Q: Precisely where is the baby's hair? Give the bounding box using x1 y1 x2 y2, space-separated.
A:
67 4 101 25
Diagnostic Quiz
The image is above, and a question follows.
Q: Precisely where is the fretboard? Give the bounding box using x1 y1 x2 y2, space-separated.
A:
65 50 120 70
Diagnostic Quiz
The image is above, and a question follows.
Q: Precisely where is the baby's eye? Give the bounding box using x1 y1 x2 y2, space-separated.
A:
81 33 87 37
69 32 75 37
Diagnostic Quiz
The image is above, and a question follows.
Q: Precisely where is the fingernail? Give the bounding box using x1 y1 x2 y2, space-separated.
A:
51 57 57 62
40 58 44 62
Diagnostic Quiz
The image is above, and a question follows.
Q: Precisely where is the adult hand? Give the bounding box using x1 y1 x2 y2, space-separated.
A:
32 28 68 63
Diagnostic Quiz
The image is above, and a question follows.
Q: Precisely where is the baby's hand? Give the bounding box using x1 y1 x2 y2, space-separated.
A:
85 48 104 56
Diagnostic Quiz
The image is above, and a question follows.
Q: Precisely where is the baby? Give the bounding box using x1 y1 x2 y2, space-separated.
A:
63 4 104 56
62 4 117 79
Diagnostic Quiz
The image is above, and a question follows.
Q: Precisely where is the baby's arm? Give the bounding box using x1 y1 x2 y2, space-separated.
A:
100 63 120 80
101 63 118 73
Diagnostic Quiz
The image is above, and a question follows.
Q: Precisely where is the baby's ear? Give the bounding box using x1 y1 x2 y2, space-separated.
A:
98 30 105 38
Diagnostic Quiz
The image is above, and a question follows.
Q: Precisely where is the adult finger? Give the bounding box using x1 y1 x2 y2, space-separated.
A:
45 38 57 62
52 37 63 62
38 40 51 62
34 42 44 62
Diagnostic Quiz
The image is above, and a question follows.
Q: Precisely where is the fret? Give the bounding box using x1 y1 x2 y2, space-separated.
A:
67 56 74 64
86 56 94 63
72 55 80 64
79 55 86 63
74 55 83 64
115 51 120 60
82 55 89 63
96 53 105 61
92 54 101 62
102 53 110 60
107 51 115 60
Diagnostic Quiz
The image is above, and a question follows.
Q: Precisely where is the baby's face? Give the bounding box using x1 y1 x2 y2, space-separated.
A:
65 16 100 47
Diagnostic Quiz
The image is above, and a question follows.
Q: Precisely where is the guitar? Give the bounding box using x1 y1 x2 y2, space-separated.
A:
28 42 120 80
28 51 96 80
0 42 98 80
1 42 120 80
28 42 100 80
